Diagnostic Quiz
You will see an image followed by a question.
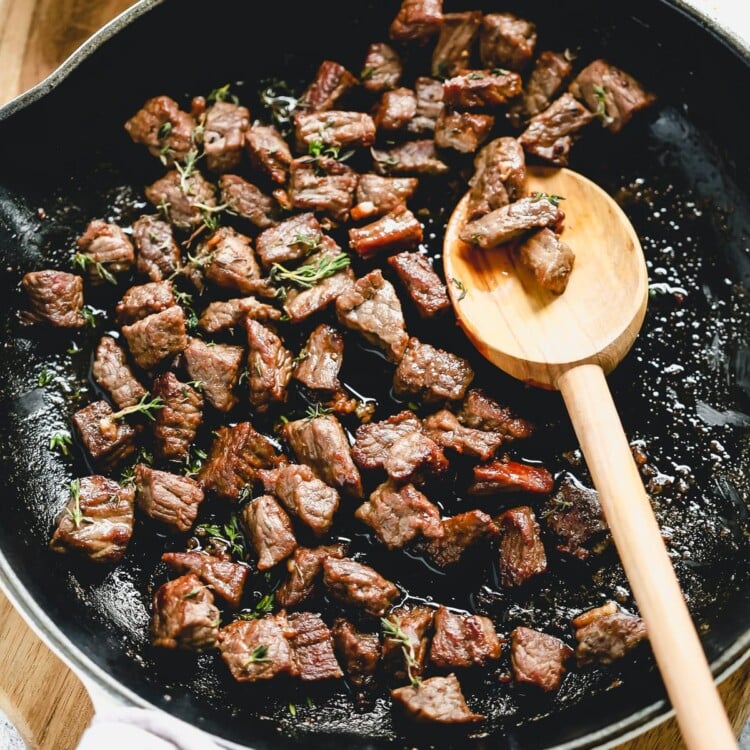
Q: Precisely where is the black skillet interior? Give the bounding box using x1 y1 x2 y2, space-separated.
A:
1 1 750 748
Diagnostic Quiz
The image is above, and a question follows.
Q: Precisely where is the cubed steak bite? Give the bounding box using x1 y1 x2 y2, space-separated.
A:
443 69 523 109
295 110 376 150
352 410 423 471
373 88 417 132
333 618 381 696
468 459 554 495
422 409 504 460
183 338 243 413
92 335 147 409
242 495 297 571
276 544 347 608
432 10 482 78
115 280 176 325
361 42 403 92
121 305 187 371
20 270 85 328
434 110 495 154
288 156 359 222
246 318 293 413
203 100 250 173
391 674 484 724
382 605 434 682
299 60 359 113
72 400 139 468
408 77 444 135
387 251 450 318
349 205 423 259
199 225 264 294
429 606 502 669
294 324 344 392
518 228 575 295
466 137 526 220
132 215 181 282
134 464 204 533
245 123 292 184
573 602 647 666
479 12 537 71
497 506 547 587
383 432 448 483
457 388 534 440
287 611 343 681
162 550 248 608
124 95 196 166
50 476 134 563
218 174 277 229
199 296 280 333
255 212 322 268
145 169 216 230
372 140 449 177
389 0 443 43
76 219 134 284
351 174 418 221
509 50 573 127
423 509 498 568
510 627 573 692
322 557 399 618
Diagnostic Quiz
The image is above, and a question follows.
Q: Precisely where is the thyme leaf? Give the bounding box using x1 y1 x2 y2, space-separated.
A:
381 616 422 687
37 367 54 387
208 83 239 105
66 479 93 529
593 85 614 126
530 191 565 207
73 252 117 285
197 515 246 558
110 393 164 422
237 593 275 621
243 644 271 668
49 431 73 456
270 253 350 290
451 277 467 301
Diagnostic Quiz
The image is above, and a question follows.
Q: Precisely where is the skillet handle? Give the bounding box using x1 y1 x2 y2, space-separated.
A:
557 363 737 750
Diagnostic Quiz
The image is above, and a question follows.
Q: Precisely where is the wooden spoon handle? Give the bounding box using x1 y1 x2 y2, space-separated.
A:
557 363 736 750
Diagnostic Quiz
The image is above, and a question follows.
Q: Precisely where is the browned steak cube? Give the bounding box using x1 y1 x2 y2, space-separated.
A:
218 614 296 681
408 77 445 135
511 627 573 692
387 251 450 318
162 550 248 608
389 0 443 43
256 212 323 268
115 280 176 325
72 400 138 467
394 338 474 404
332 618 381 694
246 319 293 413
76 219 134 284
430 606 502 668
287 611 343 681
383 432 448 484
479 12 537 71
497 506 547 587
457 388 534 440
467 136 526 219
372 140 449 177
391 674 484 723
198 296 281 333
361 42 403 92
288 156 358 222
276 543 347 608
124 95 195 165
572 602 647 666
245 124 293 184
423 509 498 567
569 59 655 134
295 110 376 150
151 573 220 651
199 422 282 501
322 557 399 618
422 409 503 460
519 93 595 166
518 228 575 294
352 410 422 470
373 88 417 131
134 464 204 532
242 495 297 570
145 169 216 230
443 69 523 109
283 415 362 498
349 205 423 259
183 338 243 413
218 174 277 229
92 335 147 409
335 269 409 362
299 60 359 113
50 476 134 563
509 50 572 126
203 100 250 173
432 11 482 78
356 480 443 550
152 372 204 461
132 215 181 282
201 226 263 294
351 174 418 221
468 459 554 495
121 306 187 371
20 270 84 327
382 605 434 682
294 324 344 392
435 110 494 154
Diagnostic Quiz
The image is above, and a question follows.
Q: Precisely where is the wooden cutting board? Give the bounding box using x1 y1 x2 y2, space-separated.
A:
0 1 748 748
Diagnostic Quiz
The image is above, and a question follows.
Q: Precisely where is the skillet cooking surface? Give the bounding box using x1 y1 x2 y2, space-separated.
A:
1 1 750 748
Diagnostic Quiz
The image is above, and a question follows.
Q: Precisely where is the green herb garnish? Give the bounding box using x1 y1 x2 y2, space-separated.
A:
270 253 350 290
381 616 422 687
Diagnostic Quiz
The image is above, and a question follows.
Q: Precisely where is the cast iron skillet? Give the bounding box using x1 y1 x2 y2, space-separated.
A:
1 1 750 748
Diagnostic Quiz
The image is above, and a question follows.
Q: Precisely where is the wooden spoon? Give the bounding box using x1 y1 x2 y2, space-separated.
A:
444 166 737 749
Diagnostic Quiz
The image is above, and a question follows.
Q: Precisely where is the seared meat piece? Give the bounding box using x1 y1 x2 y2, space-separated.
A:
203 100 250 173
132 215 181 282
569 59 655 134
429 411 502 465
287 611 343 681
199 296 281 333
183 338 243 413
152 372 204 461
121 306 187 371
408 77 445 135
218 614 296 682
510 51 572 126
394 338 474 404
373 88 417 131
497 506 547 587
384 432 448 483
245 124 293 184
518 93 595 166
202 226 263 294
295 110 376 150
355 480 443 550
115 279 176 325
255 212 322 268
518 228 575 294
387 251 450 318
242 495 297 570
162 550 248 608
199 422 282 501
372 140 449 177
294 324 344 392
468 459 554 495
332 618 381 694
76 220 134 284
511 627 573 692
218 174 277 229
430 606 502 669
443 69 523 109
352 411 422 470
435 110 494 154
432 11 482 78
72 400 138 467
391 674 484 724
145 169 216 230
382 605 434 681
335 269 409 362
361 42 403 92
299 60 359 113
348 205 423 259
479 13 537 71
322 557 399 617
389 0 443 43
573 602 647 666
423 509 498 567
92 336 147 409
276 543 347 608
459 195 563 249
151 573 220 651
20 270 84 328
283 415 363 498
543 474 608 560
457 388 534 440
288 156 358 222
50 476 134 563
124 95 195 166
351 174 418 221
466 137 526 219
134 464 204 532
246 319 293 413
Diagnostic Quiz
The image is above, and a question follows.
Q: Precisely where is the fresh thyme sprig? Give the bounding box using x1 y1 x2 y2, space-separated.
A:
120 447 154 486
37 367 54 387
305 402 333 420
66 479 93 529
292 232 322 253
381 616 421 687
73 252 117 285
49 431 73 456
183 445 207 478
174 289 199 331
109 394 164 422
530 191 565 207
451 277 467 301
174 148 202 192
207 83 239 105
243 644 271 668
593 85 614 126
270 253 350 290
197 515 246 558
237 593 275 621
